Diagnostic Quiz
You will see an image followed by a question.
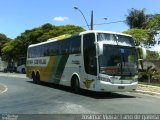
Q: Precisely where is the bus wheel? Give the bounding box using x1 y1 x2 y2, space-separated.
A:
36 73 41 84
72 76 80 94
32 72 37 84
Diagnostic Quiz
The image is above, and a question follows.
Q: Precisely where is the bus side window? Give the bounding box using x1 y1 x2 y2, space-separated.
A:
70 36 81 54
83 33 97 75
62 38 70 55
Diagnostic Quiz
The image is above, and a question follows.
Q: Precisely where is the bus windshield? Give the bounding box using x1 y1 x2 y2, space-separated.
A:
97 33 135 46
99 45 138 76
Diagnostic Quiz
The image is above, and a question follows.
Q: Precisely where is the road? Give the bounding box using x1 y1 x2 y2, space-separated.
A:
0 73 160 115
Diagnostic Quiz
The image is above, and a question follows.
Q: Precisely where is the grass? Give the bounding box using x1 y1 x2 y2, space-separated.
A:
139 82 160 87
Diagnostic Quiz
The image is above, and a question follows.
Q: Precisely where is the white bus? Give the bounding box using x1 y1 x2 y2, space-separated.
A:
26 30 143 93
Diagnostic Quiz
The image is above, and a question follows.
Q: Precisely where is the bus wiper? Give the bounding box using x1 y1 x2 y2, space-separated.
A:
121 56 133 76
128 66 132 76
119 48 125 75
120 59 123 75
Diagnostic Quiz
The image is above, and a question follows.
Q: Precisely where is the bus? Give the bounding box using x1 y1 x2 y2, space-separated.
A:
26 30 145 93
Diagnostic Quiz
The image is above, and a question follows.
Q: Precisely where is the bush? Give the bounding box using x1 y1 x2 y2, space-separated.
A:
146 50 160 60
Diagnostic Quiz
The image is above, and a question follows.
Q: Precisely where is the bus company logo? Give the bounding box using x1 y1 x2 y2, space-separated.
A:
71 60 80 65
83 80 93 88
27 57 49 67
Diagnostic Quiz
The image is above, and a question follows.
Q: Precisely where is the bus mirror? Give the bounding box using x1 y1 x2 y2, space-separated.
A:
136 46 147 60
97 42 103 56
142 47 147 59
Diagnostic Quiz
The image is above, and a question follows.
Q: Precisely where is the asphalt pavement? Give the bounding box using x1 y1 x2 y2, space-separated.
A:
0 73 160 115
0 72 160 96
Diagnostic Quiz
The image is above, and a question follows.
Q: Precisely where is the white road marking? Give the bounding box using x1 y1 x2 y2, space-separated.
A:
0 84 8 93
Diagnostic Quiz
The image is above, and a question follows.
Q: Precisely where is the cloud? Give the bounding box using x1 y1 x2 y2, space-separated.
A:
53 16 69 21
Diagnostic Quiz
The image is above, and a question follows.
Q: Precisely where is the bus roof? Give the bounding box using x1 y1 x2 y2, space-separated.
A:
28 30 132 48
80 30 132 37
28 34 79 48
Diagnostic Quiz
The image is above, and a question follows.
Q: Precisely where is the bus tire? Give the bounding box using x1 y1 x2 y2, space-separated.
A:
32 72 37 84
36 72 41 84
71 76 80 94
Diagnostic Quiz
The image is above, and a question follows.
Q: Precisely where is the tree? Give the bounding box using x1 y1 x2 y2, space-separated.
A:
146 14 160 41
125 8 150 29
125 9 160 47
146 14 160 31
146 50 160 60
0 33 11 56
1 40 15 60
41 23 54 31
124 28 150 45
1 23 85 60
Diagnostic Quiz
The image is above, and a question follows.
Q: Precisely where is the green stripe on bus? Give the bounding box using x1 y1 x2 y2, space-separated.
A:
50 55 69 84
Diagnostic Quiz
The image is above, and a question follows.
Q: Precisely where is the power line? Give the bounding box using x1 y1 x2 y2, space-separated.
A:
81 20 126 28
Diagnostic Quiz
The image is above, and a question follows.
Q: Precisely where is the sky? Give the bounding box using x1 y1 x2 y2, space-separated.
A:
0 0 160 39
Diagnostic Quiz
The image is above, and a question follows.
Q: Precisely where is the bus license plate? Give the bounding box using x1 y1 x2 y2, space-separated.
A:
118 86 125 89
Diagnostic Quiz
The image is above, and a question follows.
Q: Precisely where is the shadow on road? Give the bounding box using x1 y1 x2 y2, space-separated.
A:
27 81 136 99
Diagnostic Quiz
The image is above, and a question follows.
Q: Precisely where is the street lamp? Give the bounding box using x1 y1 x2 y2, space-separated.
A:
103 18 108 20
74 7 90 30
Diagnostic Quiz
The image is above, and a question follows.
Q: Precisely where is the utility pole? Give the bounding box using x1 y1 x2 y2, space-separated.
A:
90 10 93 30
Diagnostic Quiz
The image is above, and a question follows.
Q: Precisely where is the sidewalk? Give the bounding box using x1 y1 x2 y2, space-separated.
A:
136 84 160 96
0 72 26 78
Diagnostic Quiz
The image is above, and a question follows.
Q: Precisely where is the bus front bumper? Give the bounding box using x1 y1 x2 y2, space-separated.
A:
95 81 138 92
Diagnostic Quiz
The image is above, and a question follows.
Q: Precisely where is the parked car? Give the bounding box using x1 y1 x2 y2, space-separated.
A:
16 64 26 73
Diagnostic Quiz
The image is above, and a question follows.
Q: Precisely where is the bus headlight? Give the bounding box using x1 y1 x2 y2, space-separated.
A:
131 76 138 83
98 76 111 82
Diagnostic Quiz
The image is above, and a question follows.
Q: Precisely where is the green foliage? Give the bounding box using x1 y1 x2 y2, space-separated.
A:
125 9 160 47
124 28 150 45
1 40 15 60
146 50 160 60
146 14 160 32
144 14 160 46
125 8 150 29
1 23 84 60
0 33 11 56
